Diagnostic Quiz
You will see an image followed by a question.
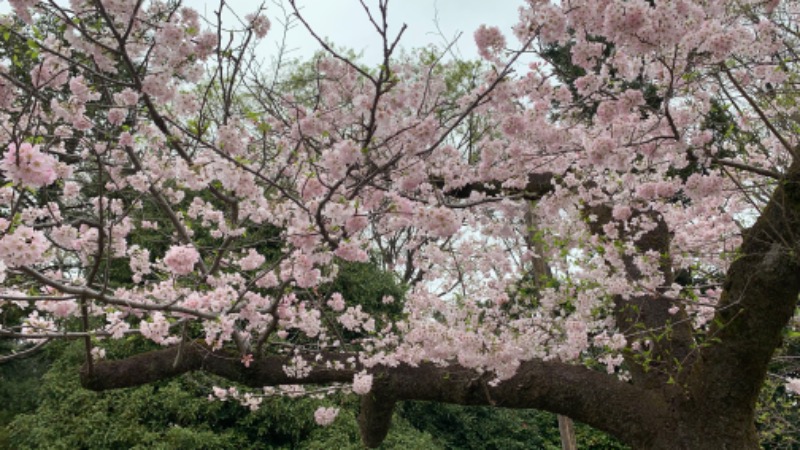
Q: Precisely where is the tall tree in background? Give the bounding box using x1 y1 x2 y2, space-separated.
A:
1 1 799 449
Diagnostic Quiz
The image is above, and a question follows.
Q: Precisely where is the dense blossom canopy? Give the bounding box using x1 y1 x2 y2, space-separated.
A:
1 0 800 447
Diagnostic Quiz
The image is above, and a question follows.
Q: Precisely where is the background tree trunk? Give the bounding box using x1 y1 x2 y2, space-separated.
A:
525 206 578 450
558 415 577 450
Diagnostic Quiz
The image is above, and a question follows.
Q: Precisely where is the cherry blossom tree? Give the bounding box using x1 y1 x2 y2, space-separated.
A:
1 0 799 448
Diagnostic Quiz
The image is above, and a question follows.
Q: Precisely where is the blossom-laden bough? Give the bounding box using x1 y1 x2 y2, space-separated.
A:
1 0 800 448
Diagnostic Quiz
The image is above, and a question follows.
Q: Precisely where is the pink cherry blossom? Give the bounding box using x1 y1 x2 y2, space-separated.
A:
1 143 58 187
787 378 800 396
352 371 373 395
246 13 271 39
313 407 339 426
0 226 49 267
474 25 506 60
327 293 346 312
612 205 632 222
163 245 201 275
238 248 265 271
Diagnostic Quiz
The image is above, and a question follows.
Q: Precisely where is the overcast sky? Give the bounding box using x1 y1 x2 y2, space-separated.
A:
0 0 524 64
192 0 523 64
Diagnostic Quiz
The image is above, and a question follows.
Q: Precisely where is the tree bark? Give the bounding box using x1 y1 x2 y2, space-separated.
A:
558 415 577 450
81 343 666 448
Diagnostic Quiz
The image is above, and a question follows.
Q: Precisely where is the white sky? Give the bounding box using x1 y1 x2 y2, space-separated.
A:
191 0 523 65
0 0 524 64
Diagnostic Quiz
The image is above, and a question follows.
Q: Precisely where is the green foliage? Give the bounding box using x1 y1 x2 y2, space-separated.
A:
541 37 662 119
757 376 800 450
324 260 406 320
400 401 628 450
2 337 635 449
300 400 441 450
1 340 440 449
6 342 243 450
0 346 54 448
403 401 557 449
757 331 800 449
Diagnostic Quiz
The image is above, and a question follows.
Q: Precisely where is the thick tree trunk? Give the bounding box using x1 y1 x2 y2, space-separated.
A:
649 411 760 450
648 432 759 450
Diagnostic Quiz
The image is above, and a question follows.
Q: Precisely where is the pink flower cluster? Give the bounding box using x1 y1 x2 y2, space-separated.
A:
313 407 339 426
0 226 49 267
787 378 800 396
474 25 506 60
352 371 373 395
237 248 265 271
139 312 174 345
334 241 368 262
327 292 345 312
417 207 460 238
1 143 58 187
163 245 201 275
246 13 271 39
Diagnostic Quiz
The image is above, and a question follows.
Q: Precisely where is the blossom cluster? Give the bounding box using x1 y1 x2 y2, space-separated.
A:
0 226 49 267
163 245 201 276
787 378 800 396
313 407 339 426
1 143 58 187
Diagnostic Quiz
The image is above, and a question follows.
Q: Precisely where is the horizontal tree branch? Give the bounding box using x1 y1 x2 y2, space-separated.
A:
81 342 666 448
440 172 554 201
